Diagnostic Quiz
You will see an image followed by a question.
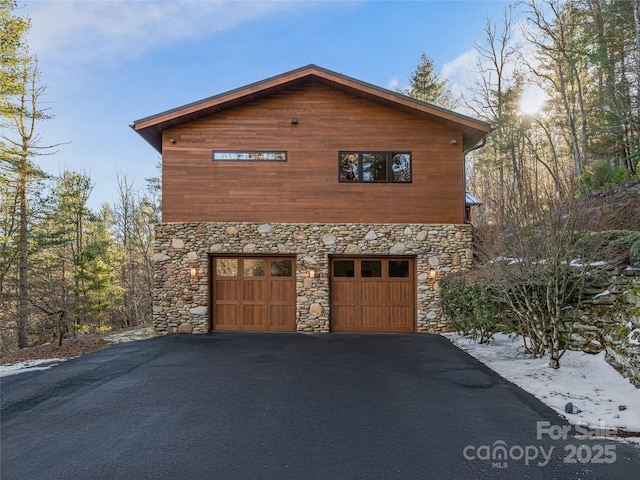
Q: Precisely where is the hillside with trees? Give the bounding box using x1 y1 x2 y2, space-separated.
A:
0 1 159 355
420 0 640 378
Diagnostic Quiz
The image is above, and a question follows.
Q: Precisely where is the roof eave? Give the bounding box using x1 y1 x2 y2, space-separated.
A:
132 64 492 153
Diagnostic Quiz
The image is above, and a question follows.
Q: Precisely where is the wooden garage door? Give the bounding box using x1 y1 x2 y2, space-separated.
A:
331 257 415 332
211 256 296 331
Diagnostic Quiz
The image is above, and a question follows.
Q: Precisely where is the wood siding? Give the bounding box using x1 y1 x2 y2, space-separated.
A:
162 81 465 224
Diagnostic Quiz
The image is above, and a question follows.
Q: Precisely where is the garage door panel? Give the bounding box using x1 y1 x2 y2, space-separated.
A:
270 305 296 329
215 279 239 301
333 282 358 303
361 306 386 329
214 305 239 330
361 282 385 306
387 282 413 306
387 306 414 331
243 280 266 302
242 305 268 329
331 305 358 331
270 280 294 302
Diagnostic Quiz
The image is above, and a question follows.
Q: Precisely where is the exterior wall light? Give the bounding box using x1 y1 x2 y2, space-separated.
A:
291 117 299 125
169 138 176 143
429 269 437 279
309 266 318 278
190 267 197 277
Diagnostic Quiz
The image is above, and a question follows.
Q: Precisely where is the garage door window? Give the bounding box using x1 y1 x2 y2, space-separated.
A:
334 260 355 277
244 259 265 277
389 260 410 277
361 260 382 277
271 259 293 277
216 258 238 276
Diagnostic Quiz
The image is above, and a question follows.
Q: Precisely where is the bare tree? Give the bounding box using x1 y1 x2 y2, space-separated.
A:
109 173 154 328
464 8 519 225
522 0 592 177
477 187 599 368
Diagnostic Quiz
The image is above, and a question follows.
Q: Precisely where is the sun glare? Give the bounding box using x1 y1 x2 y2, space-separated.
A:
519 85 546 115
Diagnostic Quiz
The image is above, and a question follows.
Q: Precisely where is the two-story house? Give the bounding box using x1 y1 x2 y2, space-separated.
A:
132 65 491 335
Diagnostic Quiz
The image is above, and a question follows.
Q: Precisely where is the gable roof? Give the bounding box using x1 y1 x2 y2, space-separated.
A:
132 64 492 153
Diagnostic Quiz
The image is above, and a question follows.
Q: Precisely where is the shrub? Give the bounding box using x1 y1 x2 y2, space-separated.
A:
70 323 112 334
578 161 638 193
631 240 640 268
440 272 503 343
72 323 90 334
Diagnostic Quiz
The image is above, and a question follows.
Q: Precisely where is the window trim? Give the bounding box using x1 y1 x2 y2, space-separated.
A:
213 150 287 162
338 151 412 183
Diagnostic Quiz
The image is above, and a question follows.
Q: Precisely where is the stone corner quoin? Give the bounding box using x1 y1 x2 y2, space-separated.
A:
153 222 473 335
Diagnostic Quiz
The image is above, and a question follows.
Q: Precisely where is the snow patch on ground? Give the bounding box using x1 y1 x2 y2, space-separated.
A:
0 327 155 377
103 326 155 344
0 358 68 378
444 332 640 441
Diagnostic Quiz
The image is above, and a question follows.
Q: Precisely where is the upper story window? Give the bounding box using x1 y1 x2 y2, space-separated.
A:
339 152 411 183
213 151 287 162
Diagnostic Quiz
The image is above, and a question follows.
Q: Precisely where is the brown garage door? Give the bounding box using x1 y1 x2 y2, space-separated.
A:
331 257 415 332
211 256 296 331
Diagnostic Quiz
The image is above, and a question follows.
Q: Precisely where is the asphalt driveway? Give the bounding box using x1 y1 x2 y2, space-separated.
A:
1 333 638 479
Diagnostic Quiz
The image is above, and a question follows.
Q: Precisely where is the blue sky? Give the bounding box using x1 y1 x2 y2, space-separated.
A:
22 0 510 209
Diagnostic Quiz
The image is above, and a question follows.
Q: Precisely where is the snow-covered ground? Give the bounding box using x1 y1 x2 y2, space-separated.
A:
102 326 155 344
0 327 155 378
0 358 68 378
444 332 640 441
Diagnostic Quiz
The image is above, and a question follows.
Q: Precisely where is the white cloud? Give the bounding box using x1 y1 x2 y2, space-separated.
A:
387 76 398 91
440 48 481 113
441 48 478 90
24 0 302 66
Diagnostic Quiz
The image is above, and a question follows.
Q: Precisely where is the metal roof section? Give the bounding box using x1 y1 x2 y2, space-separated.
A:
132 64 492 153
465 192 483 206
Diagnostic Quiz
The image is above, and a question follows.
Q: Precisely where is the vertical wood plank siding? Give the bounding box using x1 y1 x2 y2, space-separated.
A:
162 81 464 224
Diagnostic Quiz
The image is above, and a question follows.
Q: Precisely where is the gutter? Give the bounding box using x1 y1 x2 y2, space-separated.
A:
462 137 488 224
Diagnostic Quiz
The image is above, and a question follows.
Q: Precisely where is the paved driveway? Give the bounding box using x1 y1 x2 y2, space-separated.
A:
1 334 638 479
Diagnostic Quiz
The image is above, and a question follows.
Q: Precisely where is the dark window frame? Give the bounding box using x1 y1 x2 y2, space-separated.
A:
213 150 287 162
338 151 412 183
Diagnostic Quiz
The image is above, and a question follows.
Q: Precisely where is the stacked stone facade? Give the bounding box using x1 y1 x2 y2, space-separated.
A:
568 265 640 387
153 222 473 335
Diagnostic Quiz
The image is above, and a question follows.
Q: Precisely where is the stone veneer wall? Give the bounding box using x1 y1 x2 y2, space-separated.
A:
568 265 640 387
153 222 473 335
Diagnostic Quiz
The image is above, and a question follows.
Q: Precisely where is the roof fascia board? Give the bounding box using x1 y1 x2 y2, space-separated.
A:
311 68 491 132
132 65 317 131
133 64 491 134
